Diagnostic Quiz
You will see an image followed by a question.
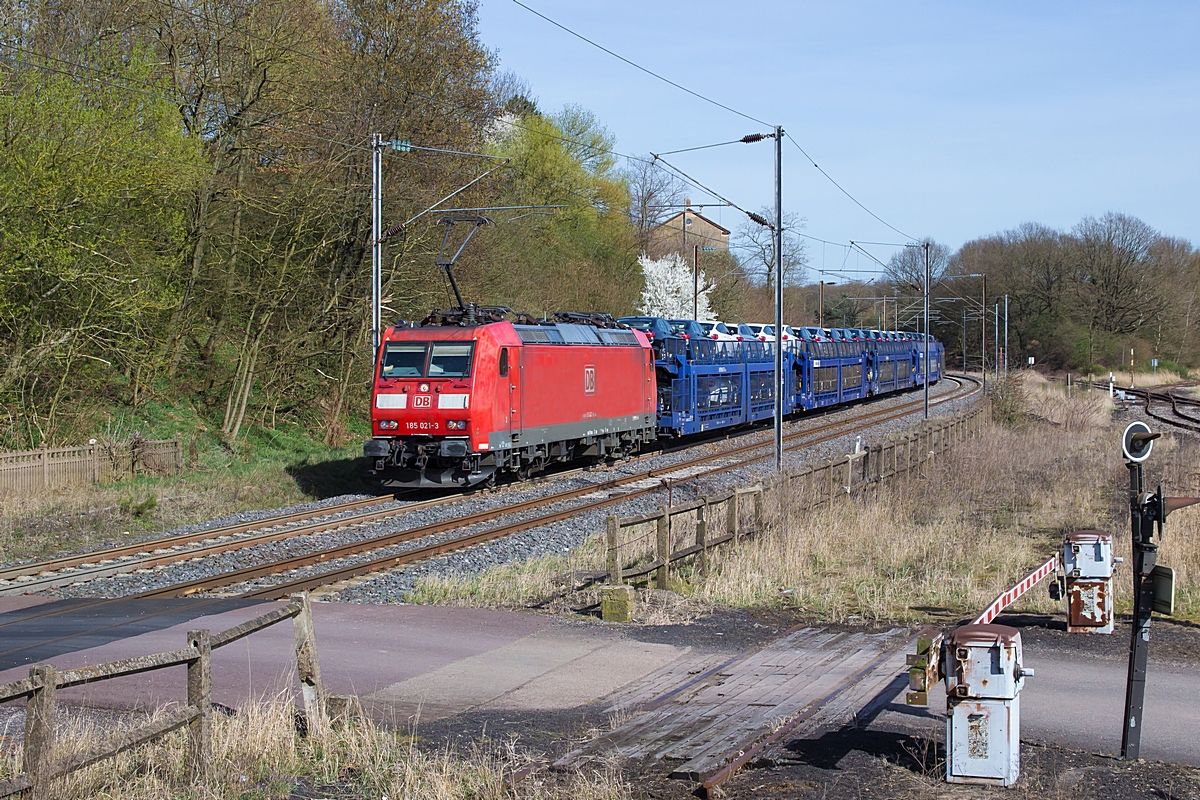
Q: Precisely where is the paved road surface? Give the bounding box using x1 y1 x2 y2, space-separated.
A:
0 597 683 721
0 598 1196 766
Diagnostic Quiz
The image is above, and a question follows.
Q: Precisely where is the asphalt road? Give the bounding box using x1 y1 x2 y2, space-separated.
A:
0 598 1196 767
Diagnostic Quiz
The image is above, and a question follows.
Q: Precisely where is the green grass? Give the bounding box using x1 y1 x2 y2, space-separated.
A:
0 399 374 564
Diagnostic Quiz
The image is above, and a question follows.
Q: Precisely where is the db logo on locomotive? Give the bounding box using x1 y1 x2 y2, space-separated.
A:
583 365 596 395
413 395 432 408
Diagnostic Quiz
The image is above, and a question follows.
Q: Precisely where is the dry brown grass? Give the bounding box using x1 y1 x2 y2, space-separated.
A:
0 699 630 800
405 390 1200 625
693 417 1115 621
1023 371 1113 431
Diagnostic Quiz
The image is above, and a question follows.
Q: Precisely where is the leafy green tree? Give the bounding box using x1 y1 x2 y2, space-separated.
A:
0 50 205 444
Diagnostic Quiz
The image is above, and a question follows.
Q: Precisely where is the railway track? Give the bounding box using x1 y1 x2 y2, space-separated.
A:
3 376 978 604
1142 384 1200 433
1083 379 1200 433
163 375 981 600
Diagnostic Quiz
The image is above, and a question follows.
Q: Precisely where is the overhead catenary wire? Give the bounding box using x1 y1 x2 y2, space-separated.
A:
510 0 771 128
784 133 914 241
507 2 917 242
653 135 774 157
8 10 902 272
650 154 762 226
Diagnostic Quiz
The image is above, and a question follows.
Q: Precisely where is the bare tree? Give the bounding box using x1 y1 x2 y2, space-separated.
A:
885 238 950 296
625 156 685 253
735 208 807 290
1070 213 1166 336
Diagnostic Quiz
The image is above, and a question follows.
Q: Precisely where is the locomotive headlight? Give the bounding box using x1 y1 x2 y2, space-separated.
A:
378 420 399 430
447 420 468 430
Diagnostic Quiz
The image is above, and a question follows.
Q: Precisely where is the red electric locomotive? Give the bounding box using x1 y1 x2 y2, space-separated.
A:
364 309 658 488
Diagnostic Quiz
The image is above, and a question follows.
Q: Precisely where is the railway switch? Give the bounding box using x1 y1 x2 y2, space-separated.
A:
1060 530 1117 634
943 624 1029 787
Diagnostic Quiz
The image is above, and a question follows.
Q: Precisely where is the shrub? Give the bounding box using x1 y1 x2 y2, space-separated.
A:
989 374 1027 426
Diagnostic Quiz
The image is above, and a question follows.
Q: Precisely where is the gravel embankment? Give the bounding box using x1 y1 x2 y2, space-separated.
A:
332 380 978 604
46 379 977 601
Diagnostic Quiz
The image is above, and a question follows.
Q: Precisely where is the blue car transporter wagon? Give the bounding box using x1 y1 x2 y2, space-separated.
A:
651 332 944 437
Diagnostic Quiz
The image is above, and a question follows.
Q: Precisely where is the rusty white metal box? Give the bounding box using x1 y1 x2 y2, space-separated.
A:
946 695 1021 786
1062 530 1114 579
943 624 1027 701
1063 530 1116 634
944 624 1028 787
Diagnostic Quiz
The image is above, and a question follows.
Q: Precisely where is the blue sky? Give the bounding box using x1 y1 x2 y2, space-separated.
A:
478 1 1200 276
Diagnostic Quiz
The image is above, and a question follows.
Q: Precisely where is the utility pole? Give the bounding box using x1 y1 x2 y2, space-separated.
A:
693 244 699 319
963 307 967 371
371 133 383 361
994 303 1000 381
923 241 930 420
681 198 688 263
773 125 784 471
819 280 825 328
981 275 987 395
1004 294 1009 376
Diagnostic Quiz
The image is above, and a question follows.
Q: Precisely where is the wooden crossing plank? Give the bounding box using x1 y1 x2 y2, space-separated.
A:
652 642 866 762
641 635 864 761
672 631 909 780
556 625 912 782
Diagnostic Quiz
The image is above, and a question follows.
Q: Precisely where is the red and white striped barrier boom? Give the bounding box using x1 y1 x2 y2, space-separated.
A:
973 553 1060 625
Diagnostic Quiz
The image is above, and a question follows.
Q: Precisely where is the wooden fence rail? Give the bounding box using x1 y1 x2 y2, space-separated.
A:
0 594 354 799
603 404 989 590
0 437 183 496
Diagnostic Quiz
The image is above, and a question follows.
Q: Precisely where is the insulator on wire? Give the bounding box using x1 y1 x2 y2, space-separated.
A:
747 211 772 228
741 133 768 143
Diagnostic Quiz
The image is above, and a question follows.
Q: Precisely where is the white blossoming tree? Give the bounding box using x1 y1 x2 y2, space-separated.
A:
637 252 713 320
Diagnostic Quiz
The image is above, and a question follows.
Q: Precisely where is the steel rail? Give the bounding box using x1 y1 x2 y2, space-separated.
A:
1101 381 1200 434
6 379 975 606
0 379 977 664
0 494 394 584
0 378 957 593
0 495 470 596
203 377 980 600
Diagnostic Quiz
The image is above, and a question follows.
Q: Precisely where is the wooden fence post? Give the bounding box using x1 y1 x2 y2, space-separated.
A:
752 486 764 532
727 493 739 541
655 509 669 589
40 446 48 490
827 460 835 505
186 629 212 780
606 515 622 584
696 499 709 577
174 434 184 473
292 594 326 730
24 663 58 800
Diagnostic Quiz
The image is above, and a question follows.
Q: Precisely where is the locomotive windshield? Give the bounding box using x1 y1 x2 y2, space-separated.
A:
428 343 474 377
379 341 474 379
380 343 427 378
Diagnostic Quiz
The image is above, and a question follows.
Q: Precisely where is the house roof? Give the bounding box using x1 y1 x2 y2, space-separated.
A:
653 210 731 236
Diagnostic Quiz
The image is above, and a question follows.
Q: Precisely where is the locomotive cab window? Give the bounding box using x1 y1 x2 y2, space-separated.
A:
499 348 509 377
380 343 427 378
428 343 474 377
